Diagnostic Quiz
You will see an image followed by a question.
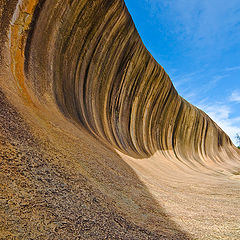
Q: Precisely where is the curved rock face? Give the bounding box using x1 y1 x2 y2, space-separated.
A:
0 0 240 239
9 0 239 161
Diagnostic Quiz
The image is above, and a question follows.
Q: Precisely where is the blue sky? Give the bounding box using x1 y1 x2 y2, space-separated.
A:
125 0 240 145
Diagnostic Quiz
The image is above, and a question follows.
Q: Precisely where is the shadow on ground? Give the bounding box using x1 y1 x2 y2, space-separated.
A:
0 90 192 239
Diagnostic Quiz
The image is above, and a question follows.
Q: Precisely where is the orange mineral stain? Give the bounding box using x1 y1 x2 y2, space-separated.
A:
9 0 38 104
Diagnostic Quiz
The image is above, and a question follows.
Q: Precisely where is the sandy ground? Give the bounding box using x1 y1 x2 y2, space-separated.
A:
119 151 240 239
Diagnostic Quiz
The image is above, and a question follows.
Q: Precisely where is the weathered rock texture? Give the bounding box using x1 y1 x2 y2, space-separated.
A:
0 0 240 239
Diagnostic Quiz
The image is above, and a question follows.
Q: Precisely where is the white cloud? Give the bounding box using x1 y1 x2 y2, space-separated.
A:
229 90 240 103
177 87 240 146
201 75 228 93
145 0 240 50
173 72 227 103
173 71 200 88
197 103 240 145
143 0 240 145
225 66 240 72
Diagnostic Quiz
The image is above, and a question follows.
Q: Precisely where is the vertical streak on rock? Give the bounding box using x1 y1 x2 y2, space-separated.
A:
9 0 39 103
8 0 240 165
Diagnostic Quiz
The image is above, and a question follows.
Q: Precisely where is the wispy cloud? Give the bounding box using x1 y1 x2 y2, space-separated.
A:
145 0 240 50
143 0 240 145
229 90 240 103
197 103 240 145
172 71 201 88
173 72 227 102
201 74 228 93
225 66 240 72
177 85 240 145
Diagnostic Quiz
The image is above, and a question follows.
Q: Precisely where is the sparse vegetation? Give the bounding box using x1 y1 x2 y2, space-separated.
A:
236 133 240 149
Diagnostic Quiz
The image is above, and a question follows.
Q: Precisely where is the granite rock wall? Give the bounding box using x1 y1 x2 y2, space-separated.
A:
0 0 239 239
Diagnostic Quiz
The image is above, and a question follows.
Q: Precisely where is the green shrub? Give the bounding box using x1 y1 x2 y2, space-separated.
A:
236 134 240 149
